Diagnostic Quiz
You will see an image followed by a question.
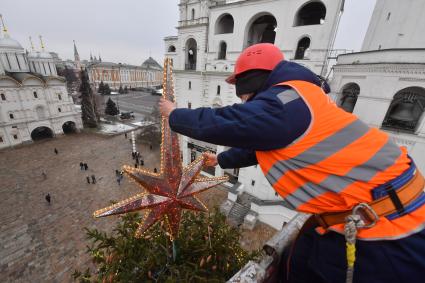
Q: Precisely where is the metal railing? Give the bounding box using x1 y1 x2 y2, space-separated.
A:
228 213 310 283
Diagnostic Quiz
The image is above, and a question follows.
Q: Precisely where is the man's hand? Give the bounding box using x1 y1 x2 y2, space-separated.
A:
159 98 177 118
203 152 218 167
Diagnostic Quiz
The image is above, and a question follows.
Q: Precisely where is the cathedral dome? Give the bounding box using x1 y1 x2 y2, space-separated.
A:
0 35 23 50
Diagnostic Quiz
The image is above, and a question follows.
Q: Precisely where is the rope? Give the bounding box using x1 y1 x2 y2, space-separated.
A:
344 214 362 283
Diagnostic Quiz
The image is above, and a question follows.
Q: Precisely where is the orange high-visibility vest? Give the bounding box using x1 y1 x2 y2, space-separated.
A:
255 80 425 240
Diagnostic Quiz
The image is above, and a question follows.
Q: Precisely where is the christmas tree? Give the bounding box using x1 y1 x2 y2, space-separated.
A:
79 69 98 128
73 208 258 282
104 83 112 95
105 98 119 116
98 81 105 94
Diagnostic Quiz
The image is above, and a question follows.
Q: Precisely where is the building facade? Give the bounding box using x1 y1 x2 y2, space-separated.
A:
0 22 82 149
330 0 425 174
86 57 163 90
165 0 344 229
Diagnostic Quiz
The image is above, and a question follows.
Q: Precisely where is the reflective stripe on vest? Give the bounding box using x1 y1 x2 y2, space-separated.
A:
255 81 425 239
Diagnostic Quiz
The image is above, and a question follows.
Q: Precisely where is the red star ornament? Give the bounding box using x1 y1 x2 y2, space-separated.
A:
94 58 228 240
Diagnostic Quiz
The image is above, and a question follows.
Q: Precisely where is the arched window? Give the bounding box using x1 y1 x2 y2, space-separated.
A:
218 42 227 60
294 37 311 59
185 38 197 70
382 87 425 133
245 14 277 47
168 45 176 52
339 83 360 113
191 9 195 20
294 1 326 26
215 14 234 34
217 85 221 95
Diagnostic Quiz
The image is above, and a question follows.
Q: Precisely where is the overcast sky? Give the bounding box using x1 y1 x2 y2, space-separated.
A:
1 0 376 65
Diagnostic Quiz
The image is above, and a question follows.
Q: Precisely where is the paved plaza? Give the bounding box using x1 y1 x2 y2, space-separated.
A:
0 132 229 282
106 91 160 121
0 130 275 282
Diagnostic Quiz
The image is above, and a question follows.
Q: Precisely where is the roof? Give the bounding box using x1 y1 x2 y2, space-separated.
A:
0 35 23 50
27 51 54 59
6 72 65 84
141 57 162 70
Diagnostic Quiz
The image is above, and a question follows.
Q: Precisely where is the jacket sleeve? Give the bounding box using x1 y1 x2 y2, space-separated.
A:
217 148 258 169
168 86 311 151
169 99 284 150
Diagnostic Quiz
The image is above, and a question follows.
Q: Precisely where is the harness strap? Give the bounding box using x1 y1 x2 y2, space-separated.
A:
315 170 425 229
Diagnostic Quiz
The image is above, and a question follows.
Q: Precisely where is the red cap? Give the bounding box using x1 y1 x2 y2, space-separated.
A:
226 43 284 84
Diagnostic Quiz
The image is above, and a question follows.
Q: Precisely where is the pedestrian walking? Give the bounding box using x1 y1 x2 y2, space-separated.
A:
45 193 51 204
115 169 120 177
91 174 96 184
84 163 88 170
135 163 138 168
54 148 58 155
125 132 128 139
140 159 144 166
150 144 153 150
86 176 91 184
132 152 135 159
41 171 47 180
79 162 84 170
117 176 121 186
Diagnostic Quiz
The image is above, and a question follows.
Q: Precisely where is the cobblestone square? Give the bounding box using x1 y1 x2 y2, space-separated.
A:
0 132 274 282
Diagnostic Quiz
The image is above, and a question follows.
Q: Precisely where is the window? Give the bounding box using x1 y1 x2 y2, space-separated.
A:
251 180 255 186
382 87 425 133
33 91 38 98
185 38 197 70
339 83 360 113
58 94 62 100
215 14 234 34
218 42 227 60
13 134 18 140
1 93 5 100
245 14 277 47
168 45 176 52
9 113 14 119
217 85 221 95
188 81 192 90
295 37 311 60
188 102 192 109
294 2 326 26
191 8 195 20
58 107 62 112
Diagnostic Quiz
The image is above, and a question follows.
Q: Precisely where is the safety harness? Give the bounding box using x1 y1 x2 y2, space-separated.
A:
315 163 425 283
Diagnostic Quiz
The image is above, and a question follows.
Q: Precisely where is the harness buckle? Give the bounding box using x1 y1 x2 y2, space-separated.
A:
352 203 379 229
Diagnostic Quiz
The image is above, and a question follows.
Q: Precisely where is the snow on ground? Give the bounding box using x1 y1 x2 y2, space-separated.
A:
131 121 155 127
98 122 135 134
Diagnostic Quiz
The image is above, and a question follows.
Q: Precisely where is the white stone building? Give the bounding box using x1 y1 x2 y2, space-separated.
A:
0 22 82 149
330 0 425 174
164 0 345 229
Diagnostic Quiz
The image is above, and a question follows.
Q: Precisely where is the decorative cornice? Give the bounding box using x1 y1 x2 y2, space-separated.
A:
334 63 425 75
